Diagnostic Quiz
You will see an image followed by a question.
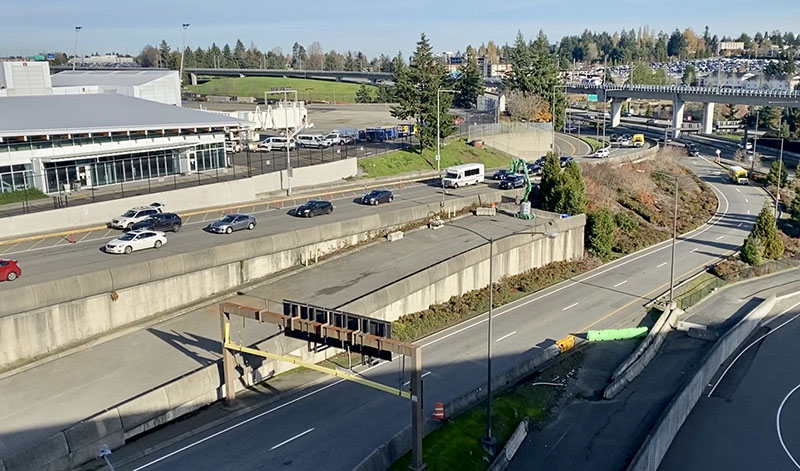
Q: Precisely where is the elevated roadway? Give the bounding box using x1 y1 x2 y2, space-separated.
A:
115 153 766 471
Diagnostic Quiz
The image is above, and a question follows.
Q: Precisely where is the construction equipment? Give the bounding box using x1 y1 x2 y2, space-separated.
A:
508 158 534 220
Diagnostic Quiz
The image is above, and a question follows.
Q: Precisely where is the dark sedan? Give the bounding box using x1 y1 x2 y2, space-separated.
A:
206 214 256 234
560 156 575 167
361 190 394 205
499 174 526 189
526 163 542 175
131 212 183 232
492 169 510 180
295 200 334 217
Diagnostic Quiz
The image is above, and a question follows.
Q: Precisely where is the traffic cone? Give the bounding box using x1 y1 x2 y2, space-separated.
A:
433 402 445 421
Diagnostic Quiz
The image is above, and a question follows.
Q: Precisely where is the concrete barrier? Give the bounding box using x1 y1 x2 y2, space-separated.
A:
627 295 778 471
341 215 586 322
611 307 671 380
487 418 529 471
0 189 519 370
1 158 356 240
604 309 681 400
588 144 659 167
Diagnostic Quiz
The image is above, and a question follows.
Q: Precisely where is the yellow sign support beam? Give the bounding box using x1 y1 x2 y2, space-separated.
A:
224 341 411 399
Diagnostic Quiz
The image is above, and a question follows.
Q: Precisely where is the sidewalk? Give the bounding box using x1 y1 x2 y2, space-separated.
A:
508 269 800 471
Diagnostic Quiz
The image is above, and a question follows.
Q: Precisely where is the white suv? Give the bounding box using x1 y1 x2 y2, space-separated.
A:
110 205 163 230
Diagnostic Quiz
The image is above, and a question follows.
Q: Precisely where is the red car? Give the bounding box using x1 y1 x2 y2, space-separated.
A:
0 259 21 282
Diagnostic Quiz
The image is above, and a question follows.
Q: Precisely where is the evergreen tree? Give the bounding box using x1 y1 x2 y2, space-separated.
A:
504 31 566 129
558 161 587 215
740 234 764 266
791 193 800 222
158 40 174 68
355 83 373 103
539 153 563 211
454 47 483 109
587 208 615 260
681 64 697 85
390 33 453 150
752 205 784 259
375 85 395 103
767 161 788 188
233 39 246 67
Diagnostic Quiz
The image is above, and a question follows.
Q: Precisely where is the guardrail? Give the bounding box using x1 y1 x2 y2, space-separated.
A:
567 82 800 99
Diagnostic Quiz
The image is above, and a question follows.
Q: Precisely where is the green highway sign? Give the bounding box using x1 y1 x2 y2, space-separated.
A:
587 94 598 102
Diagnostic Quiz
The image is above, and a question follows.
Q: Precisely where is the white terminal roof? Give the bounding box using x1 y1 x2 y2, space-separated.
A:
0 93 249 138
50 69 177 87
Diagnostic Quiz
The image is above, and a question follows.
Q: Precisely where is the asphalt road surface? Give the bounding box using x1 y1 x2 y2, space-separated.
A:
0 181 503 289
116 153 766 471
660 298 800 471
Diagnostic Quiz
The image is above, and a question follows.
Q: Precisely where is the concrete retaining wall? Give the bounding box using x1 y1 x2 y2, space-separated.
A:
627 294 778 471
341 214 586 321
481 131 554 161
354 345 563 471
0 189 517 369
2 158 357 240
589 144 659 167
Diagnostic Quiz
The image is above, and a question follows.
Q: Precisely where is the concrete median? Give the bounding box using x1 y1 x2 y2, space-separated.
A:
627 294 778 471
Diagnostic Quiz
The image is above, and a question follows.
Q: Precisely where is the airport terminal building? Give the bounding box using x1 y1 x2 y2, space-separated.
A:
0 61 249 194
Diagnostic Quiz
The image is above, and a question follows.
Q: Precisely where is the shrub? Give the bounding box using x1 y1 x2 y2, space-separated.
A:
587 208 615 259
752 205 784 260
614 212 640 234
740 234 763 266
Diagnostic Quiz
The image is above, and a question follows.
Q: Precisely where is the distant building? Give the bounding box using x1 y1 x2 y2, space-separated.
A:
477 92 505 114
67 54 135 66
718 42 745 54
51 70 181 106
698 71 799 91
0 61 52 96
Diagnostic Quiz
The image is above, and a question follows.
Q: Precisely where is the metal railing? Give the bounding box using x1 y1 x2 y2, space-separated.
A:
566 82 800 99
0 137 417 219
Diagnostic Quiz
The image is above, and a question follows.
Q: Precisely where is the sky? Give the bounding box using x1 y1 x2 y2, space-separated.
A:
3 0 800 59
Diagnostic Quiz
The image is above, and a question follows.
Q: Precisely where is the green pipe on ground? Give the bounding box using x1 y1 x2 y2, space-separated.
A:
587 327 648 341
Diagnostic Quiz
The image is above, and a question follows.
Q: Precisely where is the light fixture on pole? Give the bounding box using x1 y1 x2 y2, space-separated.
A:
471 225 558 455
654 172 680 306
72 26 82 71
179 23 190 84
437 88 457 211
266 89 301 196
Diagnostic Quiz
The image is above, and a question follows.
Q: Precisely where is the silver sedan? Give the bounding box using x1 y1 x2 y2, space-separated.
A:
205 214 257 234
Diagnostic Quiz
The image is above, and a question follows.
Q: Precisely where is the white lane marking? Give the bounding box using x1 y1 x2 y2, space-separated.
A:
269 428 315 451
135 158 736 467
708 300 800 398
562 302 579 311
747 209 751 215
716 235 724 241
745 198 750 203
614 280 628 288
738 223 743 228
777 384 800 469
403 371 432 387
496 331 518 342
736 188 741 193
657 262 668 268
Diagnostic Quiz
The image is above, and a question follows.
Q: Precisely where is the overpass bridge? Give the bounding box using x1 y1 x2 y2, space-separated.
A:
185 67 393 85
566 83 800 137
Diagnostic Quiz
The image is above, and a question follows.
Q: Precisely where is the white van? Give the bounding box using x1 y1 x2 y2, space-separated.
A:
296 134 332 149
442 163 485 188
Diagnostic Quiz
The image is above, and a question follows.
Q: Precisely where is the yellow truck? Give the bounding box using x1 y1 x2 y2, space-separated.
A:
632 134 645 148
729 165 749 184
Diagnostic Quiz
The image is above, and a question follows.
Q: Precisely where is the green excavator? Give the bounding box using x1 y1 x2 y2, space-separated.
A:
508 158 534 219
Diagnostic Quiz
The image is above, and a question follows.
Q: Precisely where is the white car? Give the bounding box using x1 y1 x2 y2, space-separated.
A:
618 138 632 147
110 205 163 230
296 134 331 149
105 230 167 255
594 147 610 158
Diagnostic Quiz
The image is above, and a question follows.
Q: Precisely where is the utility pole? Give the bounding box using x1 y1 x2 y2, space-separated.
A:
179 23 190 84
601 56 607 145
437 88 456 211
752 109 760 173
72 26 82 71
669 177 678 307
410 346 426 471
481 237 497 455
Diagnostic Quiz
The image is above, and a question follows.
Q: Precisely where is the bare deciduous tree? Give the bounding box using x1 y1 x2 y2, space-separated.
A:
505 90 551 122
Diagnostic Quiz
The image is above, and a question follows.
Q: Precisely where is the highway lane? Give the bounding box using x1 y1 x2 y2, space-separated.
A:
119 154 767 471
0 181 505 289
660 298 800 471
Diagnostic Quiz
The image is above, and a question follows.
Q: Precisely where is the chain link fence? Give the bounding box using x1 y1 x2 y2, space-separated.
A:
467 122 553 142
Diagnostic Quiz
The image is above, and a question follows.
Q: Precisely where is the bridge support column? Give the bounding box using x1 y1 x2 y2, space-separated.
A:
189 72 197 86
610 99 624 128
672 99 685 138
702 102 715 135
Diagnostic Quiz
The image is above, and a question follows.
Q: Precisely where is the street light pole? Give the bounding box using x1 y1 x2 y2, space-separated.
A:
752 109 760 173
72 26 82 71
437 88 457 211
481 237 496 453
179 23 190 84
669 177 678 307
